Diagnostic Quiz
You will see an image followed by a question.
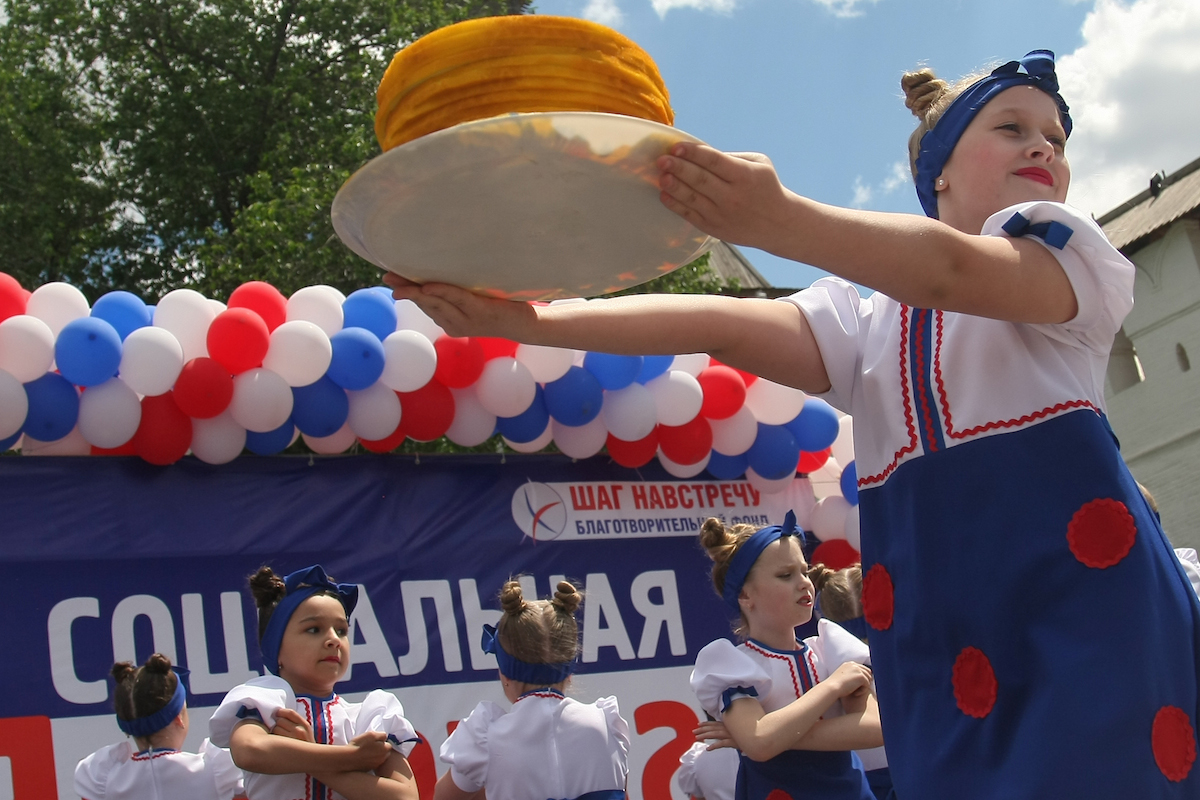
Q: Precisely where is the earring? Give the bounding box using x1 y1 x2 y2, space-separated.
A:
936 177 946 189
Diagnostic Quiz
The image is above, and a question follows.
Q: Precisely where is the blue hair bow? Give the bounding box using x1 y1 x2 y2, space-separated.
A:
721 510 800 613
482 624 575 686
260 565 359 676
915 50 1072 219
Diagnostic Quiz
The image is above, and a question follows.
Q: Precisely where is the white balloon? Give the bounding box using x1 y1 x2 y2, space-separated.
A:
154 289 217 361
190 410 247 465
347 381 402 440
287 285 344 336
601 382 657 442
303 421 356 454
745 465 795 495
658 448 711 479
23 425 91 455
0 315 55 382
744 379 806 425
504 422 553 453
809 457 844 501
670 353 709 377
647 370 703 426
515 343 575 384
264 320 332 387
78 377 141 448
844 504 861 550
119 326 184 397
229 368 293 433
26 282 90 337
811 495 852 542
710 406 759 456
446 387 497 447
0 368 27 439
553 415 608 459
831 415 855 467
394 298 444 341
208 299 227 315
381 330 437 392
476 357 536 418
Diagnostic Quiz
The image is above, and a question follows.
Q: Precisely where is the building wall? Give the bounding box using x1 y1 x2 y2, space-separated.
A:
1105 219 1200 551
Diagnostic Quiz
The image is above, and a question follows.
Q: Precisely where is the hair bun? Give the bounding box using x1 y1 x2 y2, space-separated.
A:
249 566 287 608
699 517 732 559
499 579 527 616
808 562 835 593
110 661 136 684
551 580 583 615
144 653 173 675
902 68 948 119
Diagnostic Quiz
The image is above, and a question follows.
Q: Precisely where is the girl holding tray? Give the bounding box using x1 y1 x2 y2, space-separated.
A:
388 50 1200 797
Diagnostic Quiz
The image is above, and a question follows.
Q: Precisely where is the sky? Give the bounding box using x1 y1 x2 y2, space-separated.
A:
529 0 1200 288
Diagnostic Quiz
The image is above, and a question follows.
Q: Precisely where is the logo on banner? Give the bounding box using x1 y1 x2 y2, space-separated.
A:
512 481 568 541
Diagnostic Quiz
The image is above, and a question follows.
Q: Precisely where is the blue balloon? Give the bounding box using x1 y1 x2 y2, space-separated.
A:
583 352 643 391
22 372 79 442
55 317 122 387
0 430 21 452
707 450 749 480
544 366 603 426
246 417 297 455
91 291 151 340
343 289 398 341
784 397 841 452
635 355 673 384
326 327 386 390
291 376 349 437
841 460 858 505
496 385 550 443
146 304 156 323
746 423 801 481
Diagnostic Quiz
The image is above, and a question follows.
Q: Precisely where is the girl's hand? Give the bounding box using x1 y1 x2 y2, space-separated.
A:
694 719 736 750
656 144 792 251
271 709 315 743
826 662 873 699
348 731 395 771
382 273 536 340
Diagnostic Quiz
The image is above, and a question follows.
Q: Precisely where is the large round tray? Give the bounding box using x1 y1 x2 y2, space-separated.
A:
332 112 713 300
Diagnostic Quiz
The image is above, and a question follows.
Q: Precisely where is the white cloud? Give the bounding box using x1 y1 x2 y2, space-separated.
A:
1058 0 1200 216
584 0 626 27
651 0 736 17
850 161 909 208
851 178 872 207
809 0 882 19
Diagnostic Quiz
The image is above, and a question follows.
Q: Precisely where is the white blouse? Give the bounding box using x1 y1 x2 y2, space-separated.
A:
74 739 243 800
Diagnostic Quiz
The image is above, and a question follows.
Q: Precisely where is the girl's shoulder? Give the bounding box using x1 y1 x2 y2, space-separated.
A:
690 638 773 718
74 740 132 796
348 689 421 757
803 618 871 680
208 675 295 747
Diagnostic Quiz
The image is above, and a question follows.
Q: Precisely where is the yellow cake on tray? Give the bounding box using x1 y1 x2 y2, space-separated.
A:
375 15 674 151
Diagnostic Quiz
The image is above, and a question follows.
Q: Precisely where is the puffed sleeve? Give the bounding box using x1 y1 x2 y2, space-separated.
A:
1176 548 1200 600
74 742 129 800
353 690 421 757
596 695 631 772
690 639 771 719
806 619 872 682
677 741 708 797
439 701 505 793
208 675 293 747
781 278 875 414
199 738 245 800
982 201 1134 354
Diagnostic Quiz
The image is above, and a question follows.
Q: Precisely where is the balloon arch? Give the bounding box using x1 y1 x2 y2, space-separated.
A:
0 274 862 559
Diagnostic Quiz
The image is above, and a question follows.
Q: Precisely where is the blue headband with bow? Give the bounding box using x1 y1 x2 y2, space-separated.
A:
481 624 576 686
915 50 1072 219
116 666 190 738
260 565 359 676
722 510 800 613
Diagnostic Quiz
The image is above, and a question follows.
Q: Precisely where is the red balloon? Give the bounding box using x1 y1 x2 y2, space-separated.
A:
91 441 137 456
397 380 455 441
810 539 861 571
658 416 713 465
207 307 270 374
228 281 288 332
606 431 658 468
173 357 234 418
475 337 518 360
433 336 486 388
133 393 193 465
697 366 747 420
798 447 832 474
709 357 757 387
0 272 26 322
359 421 407 453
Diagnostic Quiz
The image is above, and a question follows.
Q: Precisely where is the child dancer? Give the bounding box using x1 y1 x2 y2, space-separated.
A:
435 579 629 800
387 49 1200 796
75 654 244 800
209 565 419 800
690 513 882 799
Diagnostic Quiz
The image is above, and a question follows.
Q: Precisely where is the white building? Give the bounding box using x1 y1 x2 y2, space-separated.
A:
1101 156 1200 551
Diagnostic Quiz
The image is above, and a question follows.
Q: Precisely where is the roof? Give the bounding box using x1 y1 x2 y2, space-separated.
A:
706 240 771 290
1098 155 1200 252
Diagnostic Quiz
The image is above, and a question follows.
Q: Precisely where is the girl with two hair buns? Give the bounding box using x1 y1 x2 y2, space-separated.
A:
435 578 630 800
74 653 244 800
388 49 1200 795
208 565 420 800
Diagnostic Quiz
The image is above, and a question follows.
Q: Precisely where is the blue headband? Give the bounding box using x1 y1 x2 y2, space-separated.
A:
481 624 575 686
260 565 359 676
722 510 800 613
116 667 190 738
915 50 1072 219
